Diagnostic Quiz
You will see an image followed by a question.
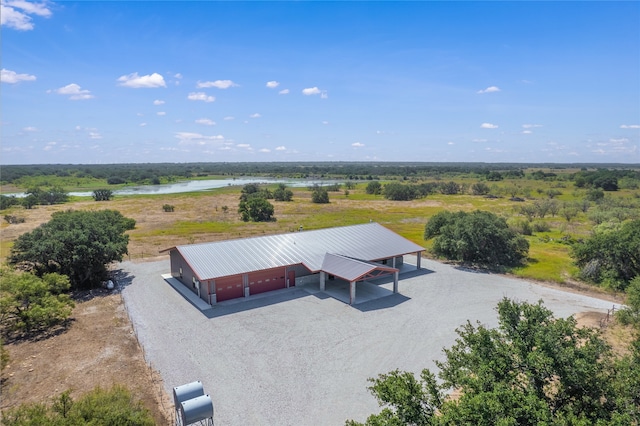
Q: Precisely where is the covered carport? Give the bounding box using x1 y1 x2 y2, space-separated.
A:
319 253 399 305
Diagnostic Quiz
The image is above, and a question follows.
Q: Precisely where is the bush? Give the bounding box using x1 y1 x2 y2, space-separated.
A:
572 219 640 290
510 219 533 236
3 215 25 224
107 176 126 185
383 183 417 201
162 204 175 212
470 182 490 195
365 181 382 195
424 210 529 268
1 386 155 425
311 186 330 204
0 268 74 336
273 184 293 201
438 181 461 195
0 195 20 210
92 188 113 201
532 221 551 233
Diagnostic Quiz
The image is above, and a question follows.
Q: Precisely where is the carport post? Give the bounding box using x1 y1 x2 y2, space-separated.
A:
320 271 326 291
416 252 422 269
393 271 399 293
349 281 356 305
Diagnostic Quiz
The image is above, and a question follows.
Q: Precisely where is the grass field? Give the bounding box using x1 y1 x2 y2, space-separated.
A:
1 175 638 292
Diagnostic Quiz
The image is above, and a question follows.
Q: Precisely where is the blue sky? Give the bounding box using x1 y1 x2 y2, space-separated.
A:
2 1 639 165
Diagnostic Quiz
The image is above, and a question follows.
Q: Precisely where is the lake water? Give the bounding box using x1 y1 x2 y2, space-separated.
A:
2 177 338 198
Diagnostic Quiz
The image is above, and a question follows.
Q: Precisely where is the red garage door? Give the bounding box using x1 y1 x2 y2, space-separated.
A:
249 267 286 295
215 275 244 302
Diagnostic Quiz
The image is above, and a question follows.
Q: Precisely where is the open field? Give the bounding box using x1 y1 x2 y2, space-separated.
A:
2 178 638 285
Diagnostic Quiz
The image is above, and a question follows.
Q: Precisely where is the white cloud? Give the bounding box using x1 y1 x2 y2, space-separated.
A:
89 131 102 139
187 92 215 102
153 99 165 105
174 73 183 79
266 81 279 88
447 141 454 145
477 86 501 94
197 79 238 89
608 138 629 143
175 132 224 145
139 123 147 127
195 118 215 126
117 72 166 88
223 116 235 121
49 83 94 100
620 124 640 129
322 121 329 125
259 148 271 153
592 138 636 155
23 126 37 131
522 124 543 129
1 0 52 31
480 123 498 129
352 142 365 148
275 146 286 151
250 113 261 118
278 89 289 95
472 138 488 143
321 91 328 99
522 130 532 134
157 111 166 116
237 143 251 149
1 68 36 83
302 87 321 95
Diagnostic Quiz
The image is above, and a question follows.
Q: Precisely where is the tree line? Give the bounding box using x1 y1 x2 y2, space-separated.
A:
3 162 638 187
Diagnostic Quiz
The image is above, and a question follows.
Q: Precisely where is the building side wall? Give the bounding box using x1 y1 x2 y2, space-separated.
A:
170 250 198 294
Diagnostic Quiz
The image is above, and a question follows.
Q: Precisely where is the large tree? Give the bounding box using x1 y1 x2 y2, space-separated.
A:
424 210 529 268
348 298 638 425
8 210 135 289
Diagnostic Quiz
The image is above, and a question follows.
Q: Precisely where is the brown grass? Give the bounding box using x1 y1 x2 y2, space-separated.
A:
0 290 173 424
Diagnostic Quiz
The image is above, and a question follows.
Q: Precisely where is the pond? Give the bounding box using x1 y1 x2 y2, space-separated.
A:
2 177 340 198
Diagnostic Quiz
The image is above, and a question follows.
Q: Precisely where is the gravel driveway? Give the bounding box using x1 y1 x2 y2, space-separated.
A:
119 256 617 426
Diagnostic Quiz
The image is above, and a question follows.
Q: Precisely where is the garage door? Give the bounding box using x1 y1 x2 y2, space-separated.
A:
215 275 244 302
249 267 286 295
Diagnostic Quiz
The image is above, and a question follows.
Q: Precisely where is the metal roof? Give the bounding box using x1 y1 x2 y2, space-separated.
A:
173 222 424 281
320 253 398 282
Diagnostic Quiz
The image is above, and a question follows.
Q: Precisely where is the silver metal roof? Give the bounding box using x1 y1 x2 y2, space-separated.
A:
321 253 397 282
174 222 424 281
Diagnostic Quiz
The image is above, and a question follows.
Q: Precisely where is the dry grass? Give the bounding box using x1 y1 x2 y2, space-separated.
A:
1 290 173 424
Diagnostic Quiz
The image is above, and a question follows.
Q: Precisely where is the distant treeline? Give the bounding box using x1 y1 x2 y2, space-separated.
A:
1 162 638 186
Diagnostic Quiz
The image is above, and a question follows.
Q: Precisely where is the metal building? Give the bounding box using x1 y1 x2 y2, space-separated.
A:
162 222 424 305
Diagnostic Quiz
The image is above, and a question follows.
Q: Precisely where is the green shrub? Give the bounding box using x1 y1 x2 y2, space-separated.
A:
532 221 551 233
1 386 155 425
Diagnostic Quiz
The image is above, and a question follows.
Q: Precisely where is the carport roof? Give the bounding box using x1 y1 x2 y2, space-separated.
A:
321 253 398 282
166 222 424 281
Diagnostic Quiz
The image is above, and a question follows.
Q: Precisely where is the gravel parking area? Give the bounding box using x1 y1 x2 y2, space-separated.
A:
120 256 618 425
